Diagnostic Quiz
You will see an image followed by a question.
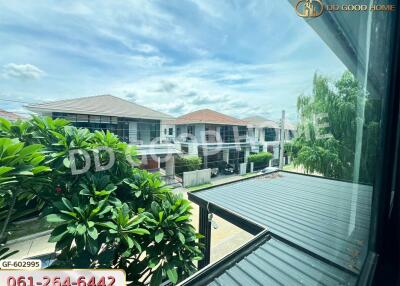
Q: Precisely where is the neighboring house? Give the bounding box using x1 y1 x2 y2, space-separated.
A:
244 115 297 163
0 109 25 121
26 95 179 180
175 109 250 170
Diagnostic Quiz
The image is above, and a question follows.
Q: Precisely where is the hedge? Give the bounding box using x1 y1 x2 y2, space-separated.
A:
175 155 202 176
248 152 273 170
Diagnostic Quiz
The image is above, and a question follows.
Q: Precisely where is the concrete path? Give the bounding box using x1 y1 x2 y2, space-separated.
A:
7 233 55 260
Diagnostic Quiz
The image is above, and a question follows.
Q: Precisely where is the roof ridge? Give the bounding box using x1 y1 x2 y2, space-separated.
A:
26 94 174 120
176 108 247 125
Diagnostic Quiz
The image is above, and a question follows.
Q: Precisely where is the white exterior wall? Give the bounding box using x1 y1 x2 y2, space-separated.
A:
183 169 211 187
176 123 206 143
160 121 175 143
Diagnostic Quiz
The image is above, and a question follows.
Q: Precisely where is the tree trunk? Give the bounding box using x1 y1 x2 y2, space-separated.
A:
0 191 17 242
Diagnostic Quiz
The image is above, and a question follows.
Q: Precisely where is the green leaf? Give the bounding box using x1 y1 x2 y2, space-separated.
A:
61 197 74 211
148 257 159 269
31 166 51 175
87 227 98 240
0 166 14 176
150 267 163 286
46 214 69 223
178 232 185 244
96 221 117 230
94 190 113 196
165 265 178 284
159 211 164 222
63 157 70 168
87 237 99 255
49 225 68 243
155 229 164 243
76 224 87 235
130 228 150 235
124 235 134 248
132 238 142 252
18 144 42 158
175 215 190 222
79 189 91 196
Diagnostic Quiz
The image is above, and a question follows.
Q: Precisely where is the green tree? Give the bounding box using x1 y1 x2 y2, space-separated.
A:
290 71 380 183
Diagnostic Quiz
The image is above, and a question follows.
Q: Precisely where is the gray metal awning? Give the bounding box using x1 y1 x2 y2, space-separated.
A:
183 171 373 285
180 231 357 286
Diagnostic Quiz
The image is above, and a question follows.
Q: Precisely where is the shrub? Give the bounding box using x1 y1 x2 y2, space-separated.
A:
0 136 51 242
0 116 203 285
248 152 273 170
175 156 202 176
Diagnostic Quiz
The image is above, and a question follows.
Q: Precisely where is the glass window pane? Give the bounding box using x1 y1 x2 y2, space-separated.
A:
89 115 100 123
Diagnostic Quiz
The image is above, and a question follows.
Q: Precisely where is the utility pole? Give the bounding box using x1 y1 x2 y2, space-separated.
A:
279 110 286 169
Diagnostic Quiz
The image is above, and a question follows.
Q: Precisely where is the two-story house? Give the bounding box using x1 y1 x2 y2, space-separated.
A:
0 109 25 122
26 95 179 180
175 109 250 171
245 115 297 163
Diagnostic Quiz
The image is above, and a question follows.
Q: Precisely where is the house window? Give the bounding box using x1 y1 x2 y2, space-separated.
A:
76 114 89 122
187 126 194 135
264 128 276 141
168 128 173 135
100 116 110 123
89 115 100 123
111 117 118 124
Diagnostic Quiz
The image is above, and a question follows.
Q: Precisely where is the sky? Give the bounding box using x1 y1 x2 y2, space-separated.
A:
0 0 346 122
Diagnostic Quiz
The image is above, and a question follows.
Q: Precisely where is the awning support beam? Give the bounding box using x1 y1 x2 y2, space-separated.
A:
198 206 211 269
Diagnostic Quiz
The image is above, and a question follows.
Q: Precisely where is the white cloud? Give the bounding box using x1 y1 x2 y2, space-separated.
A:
134 43 159 54
2 63 45 80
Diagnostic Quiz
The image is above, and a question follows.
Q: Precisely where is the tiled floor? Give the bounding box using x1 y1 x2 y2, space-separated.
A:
8 234 55 260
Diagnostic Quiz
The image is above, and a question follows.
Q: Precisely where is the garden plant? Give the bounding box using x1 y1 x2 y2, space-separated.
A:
0 116 203 285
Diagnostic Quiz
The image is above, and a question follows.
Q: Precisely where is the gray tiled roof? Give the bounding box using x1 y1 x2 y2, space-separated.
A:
26 95 173 120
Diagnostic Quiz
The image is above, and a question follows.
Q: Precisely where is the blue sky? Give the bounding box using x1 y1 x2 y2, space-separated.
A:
0 0 346 122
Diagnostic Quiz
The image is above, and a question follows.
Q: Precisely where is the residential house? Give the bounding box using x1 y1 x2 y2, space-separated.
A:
26 95 179 180
175 109 250 171
0 109 25 121
244 115 297 164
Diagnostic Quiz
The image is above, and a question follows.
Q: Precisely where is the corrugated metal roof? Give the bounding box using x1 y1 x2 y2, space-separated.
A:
192 172 372 274
207 238 357 286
